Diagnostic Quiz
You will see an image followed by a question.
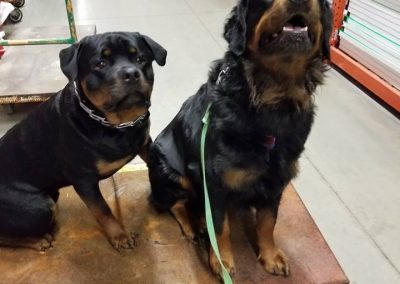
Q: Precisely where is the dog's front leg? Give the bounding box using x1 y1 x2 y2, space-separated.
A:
203 181 234 278
208 211 235 278
73 181 136 251
256 204 289 277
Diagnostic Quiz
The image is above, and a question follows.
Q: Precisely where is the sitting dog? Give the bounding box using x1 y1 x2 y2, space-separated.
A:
0 32 166 251
148 0 332 278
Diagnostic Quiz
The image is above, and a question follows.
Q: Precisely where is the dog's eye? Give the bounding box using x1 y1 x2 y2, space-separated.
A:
96 60 107 69
136 56 144 64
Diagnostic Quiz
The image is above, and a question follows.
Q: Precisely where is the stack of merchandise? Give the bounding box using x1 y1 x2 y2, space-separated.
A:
339 0 400 89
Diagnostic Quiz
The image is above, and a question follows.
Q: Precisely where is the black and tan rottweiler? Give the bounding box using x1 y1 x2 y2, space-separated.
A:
0 32 166 251
148 0 332 278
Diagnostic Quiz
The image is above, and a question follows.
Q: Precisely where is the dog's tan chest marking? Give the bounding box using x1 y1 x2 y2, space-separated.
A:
223 162 298 191
96 156 132 176
259 87 312 111
223 168 263 190
244 63 312 111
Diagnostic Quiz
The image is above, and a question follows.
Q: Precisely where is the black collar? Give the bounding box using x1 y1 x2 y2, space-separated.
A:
71 81 150 129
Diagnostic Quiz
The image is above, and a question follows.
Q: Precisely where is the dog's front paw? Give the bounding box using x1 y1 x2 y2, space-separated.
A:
108 231 138 251
209 248 236 278
259 248 289 277
104 222 138 251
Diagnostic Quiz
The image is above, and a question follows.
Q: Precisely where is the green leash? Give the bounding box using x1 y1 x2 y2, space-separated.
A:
201 103 233 284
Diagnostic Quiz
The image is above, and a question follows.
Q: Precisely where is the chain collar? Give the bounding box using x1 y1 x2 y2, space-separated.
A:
72 81 149 130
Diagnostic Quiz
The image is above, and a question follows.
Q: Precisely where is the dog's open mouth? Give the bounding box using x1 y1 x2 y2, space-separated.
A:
283 15 308 34
262 14 312 53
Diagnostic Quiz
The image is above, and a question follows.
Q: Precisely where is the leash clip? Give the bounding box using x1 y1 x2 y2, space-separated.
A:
216 66 230 86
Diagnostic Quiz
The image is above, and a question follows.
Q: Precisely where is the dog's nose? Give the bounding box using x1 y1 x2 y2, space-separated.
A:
289 0 308 4
121 67 141 82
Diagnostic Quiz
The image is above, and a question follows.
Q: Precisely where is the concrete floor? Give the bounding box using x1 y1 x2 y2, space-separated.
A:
1 0 400 283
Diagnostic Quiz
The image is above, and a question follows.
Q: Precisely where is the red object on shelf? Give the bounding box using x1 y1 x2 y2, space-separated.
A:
330 0 347 47
330 0 400 113
0 46 5 57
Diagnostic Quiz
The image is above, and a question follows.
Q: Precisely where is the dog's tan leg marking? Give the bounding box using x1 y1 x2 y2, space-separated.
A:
209 214 235 278
256 208 289 277
170 199 196 241
96 156 132 176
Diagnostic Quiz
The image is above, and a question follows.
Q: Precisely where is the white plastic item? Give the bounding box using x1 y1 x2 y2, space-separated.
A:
0 2 15 25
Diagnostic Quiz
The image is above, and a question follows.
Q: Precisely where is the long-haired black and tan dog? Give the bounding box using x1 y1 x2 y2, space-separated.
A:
148 0 332 278
0 32 166 251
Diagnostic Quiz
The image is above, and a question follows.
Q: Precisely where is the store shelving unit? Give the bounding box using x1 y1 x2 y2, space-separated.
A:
330 0 400 112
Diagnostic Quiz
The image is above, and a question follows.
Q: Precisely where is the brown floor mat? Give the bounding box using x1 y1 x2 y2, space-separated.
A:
0 170 348 284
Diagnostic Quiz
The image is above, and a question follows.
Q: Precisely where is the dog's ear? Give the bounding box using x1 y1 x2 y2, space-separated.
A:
320 0 333 60
223 0 249 56
140 34 167 66
59 43 80 81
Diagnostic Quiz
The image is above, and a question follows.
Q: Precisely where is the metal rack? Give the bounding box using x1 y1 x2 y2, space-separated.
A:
0 0 95 106
330 0 400 112
0 0 77 46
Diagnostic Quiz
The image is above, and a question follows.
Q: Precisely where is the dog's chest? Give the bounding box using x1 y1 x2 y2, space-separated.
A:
96 156 133 177
219 108 312 191
91 129 146 177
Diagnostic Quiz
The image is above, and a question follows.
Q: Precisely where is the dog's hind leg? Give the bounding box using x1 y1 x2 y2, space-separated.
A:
149 169 196 238
148 145 197 240
148 145 190 211
170 198 196 241
0 183 56 252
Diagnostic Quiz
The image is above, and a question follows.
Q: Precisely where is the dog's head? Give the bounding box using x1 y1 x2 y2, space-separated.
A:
59 32 167 124
224 0 332 70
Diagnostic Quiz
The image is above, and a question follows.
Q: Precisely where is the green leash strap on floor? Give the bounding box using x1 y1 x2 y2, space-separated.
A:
201 103 233 284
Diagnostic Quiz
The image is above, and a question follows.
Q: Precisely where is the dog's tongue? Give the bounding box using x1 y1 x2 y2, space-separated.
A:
283 24 308 33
